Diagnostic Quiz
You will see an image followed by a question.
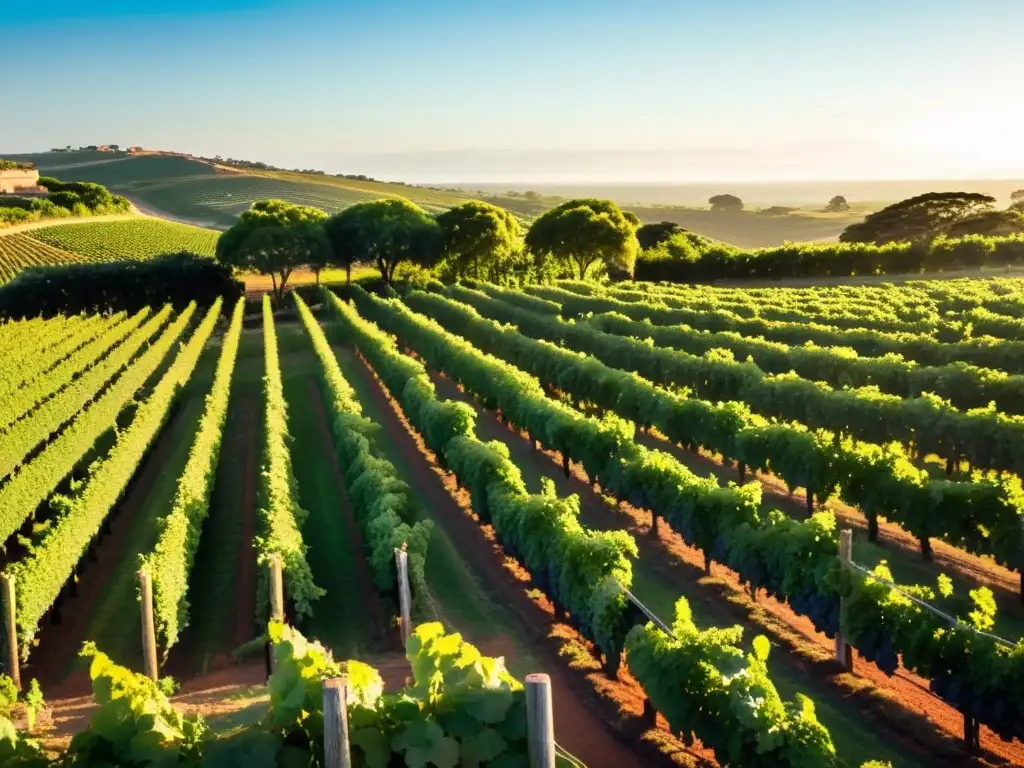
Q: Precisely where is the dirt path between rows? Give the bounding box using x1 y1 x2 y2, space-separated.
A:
233 398 259 648
305 375 387 640
426 370 1024 766
344 350 673 768
31 403 186 698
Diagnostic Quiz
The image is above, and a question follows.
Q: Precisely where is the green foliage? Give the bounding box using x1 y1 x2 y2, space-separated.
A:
525 198 639 280
323 197 443 285
266 620 532 768
64 643 207 766
709 193 743 212
256 296 324 623
435 201 524 284
840 192 995 245
408 282 1024 742
947 209 1024 238
23 680 44 733
146 297 246 653
295 292 433 608
0 309 144 431
327 288 636 664
217 200 329 303
0 306 175 557
626 598 838 767
0 251 243 320
29 218 219 261
825 195 850 213
10 302 218 657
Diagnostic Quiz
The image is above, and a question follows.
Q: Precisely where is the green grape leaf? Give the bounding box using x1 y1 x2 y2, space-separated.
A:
351 727 391 768
461 726 508 764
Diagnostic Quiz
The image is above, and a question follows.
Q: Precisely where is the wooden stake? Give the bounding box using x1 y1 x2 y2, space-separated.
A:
269 555 285 622
835 529 854 672
322 677 352 768
138 569 158 682
1 574 20 691
526 673 555 768
395 546 412 648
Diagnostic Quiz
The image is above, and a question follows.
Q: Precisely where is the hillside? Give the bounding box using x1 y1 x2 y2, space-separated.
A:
4 150 864 246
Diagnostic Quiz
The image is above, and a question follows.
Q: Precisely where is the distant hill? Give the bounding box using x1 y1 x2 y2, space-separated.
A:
2 149 865 247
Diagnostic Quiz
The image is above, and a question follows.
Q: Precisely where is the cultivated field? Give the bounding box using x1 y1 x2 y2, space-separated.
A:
2 276 1024 767
0 218 221 285
3 150 870 246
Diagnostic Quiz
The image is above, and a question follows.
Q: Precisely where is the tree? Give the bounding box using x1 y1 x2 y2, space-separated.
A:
636 221 683 251
1009 199 1024 214
840 192 995 245
825 195 850 213
525 198 639 280
708 194 743 212
216 199 328 303
1011 189 1024 201
435 200 523 281
947 209 1024 238
324 198 442 285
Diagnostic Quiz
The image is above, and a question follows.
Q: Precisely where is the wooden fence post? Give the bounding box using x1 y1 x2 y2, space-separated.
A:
322 677 352 768
526 673 555 768
269 555 285 623
137 569 159 682
395 546 412 648
1 574 20 691
835 529 854 672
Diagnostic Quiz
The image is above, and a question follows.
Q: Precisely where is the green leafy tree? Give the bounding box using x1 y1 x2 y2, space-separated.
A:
947 209 1024 238
525 198 639 280
324 197 442 285
1009 199 1024 214
636 221 683 251
825 195 850 212
840 192 995 245
708 193 743 212
216 199 328 303
435 200 523 281
1010 189 1024 201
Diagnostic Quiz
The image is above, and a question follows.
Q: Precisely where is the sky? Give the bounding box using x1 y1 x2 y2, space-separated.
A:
2 0 1023 183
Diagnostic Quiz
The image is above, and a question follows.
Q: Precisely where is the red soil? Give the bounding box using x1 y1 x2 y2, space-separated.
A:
345 349 685 767
430 370 1024 767
30 402 186 699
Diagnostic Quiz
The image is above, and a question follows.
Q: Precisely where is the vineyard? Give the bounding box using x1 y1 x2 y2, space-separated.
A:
26 219 219 261
0 218 221 286
2 277 1024 768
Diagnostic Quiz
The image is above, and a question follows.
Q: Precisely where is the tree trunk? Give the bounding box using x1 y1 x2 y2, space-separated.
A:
737 462 746 484
270 272 278 305
562 453 570 478
315 268 321 287
867 511 879 542
703 552 712 576
806 490 814 517
346 263 352 284
920 535 933 561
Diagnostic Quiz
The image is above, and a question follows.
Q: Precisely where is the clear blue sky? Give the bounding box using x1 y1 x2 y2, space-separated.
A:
3 0 1022 182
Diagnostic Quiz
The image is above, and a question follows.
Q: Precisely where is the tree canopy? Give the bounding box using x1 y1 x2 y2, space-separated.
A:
435 200 523 282
636 221 684 251
947 209 1024 238
324 197 442 285
709 194 744 212
525 198 639 280
216 199 329 302
839 192 995 245
1011 189 1024 201
825 195 850 213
